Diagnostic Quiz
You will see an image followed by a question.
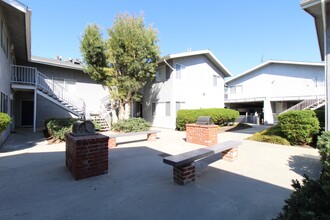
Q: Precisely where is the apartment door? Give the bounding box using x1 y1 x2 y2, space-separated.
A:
21 100 34 126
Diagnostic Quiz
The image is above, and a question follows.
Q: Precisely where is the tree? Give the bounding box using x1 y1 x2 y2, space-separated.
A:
80 13 160 123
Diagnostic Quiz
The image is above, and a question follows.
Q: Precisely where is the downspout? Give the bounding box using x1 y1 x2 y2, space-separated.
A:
321 0 329 130
164 59 175 71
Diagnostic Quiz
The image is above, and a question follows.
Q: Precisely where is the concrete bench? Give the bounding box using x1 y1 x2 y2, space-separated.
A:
163 140 242 185
106 130 161 148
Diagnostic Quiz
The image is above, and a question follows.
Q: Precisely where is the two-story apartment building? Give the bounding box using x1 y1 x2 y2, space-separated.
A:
225 60 325 124
0 0 108 146
143 50 231 129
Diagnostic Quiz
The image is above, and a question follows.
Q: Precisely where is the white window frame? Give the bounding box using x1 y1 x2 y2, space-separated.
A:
175 63 185 80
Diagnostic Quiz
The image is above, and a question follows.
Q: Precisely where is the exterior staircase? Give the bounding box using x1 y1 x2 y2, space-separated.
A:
11 65 85 118
90 113 110 132
280 97 325 115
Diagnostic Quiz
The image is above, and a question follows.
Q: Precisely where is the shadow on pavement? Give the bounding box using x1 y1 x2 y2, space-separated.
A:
0 145 292 220
288 154 322 179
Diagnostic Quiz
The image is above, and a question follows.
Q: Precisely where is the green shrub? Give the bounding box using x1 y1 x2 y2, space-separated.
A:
176 108 239 131
317 131 330 180
314 109 325 131
92 121 102 131
112 117 151 132
0 112 11 133
277 110 320 145
46 118 78 141
275 131 330 219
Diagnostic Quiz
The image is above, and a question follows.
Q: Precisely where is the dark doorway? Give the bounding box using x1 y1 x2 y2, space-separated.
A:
21 100 34 126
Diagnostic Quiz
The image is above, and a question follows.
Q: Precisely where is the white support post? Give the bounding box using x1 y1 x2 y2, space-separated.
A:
33 88 37 133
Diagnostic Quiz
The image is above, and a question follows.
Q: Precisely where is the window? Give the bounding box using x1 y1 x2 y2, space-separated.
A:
155 66 166 82
0 92 8 113
1 20 8 58
213 75 218 87
229 85 242 94
165 102 170 116
53 78 77 93
152 103 156 116
176 102 185 112
230 86 236 94
176 64 184 79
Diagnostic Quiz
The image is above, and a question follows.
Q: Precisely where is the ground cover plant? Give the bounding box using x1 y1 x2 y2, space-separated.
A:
46 118 78 141
176 108 239 131
112 117 151 132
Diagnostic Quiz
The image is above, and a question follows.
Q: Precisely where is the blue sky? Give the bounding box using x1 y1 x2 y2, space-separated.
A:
23 0 321 76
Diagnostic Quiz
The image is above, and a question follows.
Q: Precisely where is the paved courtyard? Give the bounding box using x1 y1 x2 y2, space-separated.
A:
0 126 322 220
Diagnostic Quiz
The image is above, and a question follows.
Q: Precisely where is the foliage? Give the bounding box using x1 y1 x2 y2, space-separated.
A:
92 121 102 131
274 175 330 219
247 132 290 146
314 109 325 131
46 118 78 141
277 110 320 145
112 117 151 132
275 132 330 219
0 112 11 133
80 13 160 120
176 108 239 131
317 131 330 179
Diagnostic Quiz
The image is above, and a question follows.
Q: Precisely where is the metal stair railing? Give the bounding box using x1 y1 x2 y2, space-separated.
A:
280 96 325 115
11 65 86 115
99 94 112 129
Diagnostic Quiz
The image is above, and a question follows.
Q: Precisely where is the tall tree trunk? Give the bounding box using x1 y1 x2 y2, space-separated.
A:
124 102 131 119
118 103 125 120
111 109 118 124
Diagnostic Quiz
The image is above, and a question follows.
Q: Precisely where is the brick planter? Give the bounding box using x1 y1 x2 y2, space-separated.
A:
65 133 109 180
186 123 218 146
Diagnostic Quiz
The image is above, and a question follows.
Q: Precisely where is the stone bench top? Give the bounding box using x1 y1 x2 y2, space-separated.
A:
208 140 242 154
163 148 214 167
163 140 242 167
105 130 161 138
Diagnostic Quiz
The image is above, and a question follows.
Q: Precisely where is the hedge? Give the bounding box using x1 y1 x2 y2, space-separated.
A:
277 110 320 145
0 112 11 133
176 108 239 131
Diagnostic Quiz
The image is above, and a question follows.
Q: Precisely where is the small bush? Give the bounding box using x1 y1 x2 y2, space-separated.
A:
0 112 11 133
176 108 239 131
112 117 151 132
46 118 78 141
277 110 320 145
275 131 330 219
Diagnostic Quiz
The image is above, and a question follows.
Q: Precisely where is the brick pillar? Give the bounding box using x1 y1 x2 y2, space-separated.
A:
222 147 238 161
108 137 116 148
65 133 109 180
147 133 157 141
173 163 196 185
186 124 218 146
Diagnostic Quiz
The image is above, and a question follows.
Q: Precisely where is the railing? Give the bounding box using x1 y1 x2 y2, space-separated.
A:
100 94 111 128
11 65 86 116
280 96 325 115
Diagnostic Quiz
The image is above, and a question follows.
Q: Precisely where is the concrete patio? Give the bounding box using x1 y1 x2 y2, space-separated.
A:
0 125 322 220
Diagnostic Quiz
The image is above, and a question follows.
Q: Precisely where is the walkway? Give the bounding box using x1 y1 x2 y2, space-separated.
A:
0 126 322 220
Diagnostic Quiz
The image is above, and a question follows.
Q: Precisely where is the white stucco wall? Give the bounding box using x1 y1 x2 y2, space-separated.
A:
0 10 15 147
226 63 324 101
226 62 325 124
143 55 226 129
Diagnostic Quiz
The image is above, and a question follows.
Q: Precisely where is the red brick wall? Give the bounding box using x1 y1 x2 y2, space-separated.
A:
186 124 218 146
65 133 109 180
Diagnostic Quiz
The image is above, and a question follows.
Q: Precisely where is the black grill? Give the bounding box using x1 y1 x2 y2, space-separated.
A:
196 116 213 125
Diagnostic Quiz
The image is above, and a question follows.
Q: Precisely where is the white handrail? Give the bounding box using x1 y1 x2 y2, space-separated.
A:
100 94 111 128
11 65 86 115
